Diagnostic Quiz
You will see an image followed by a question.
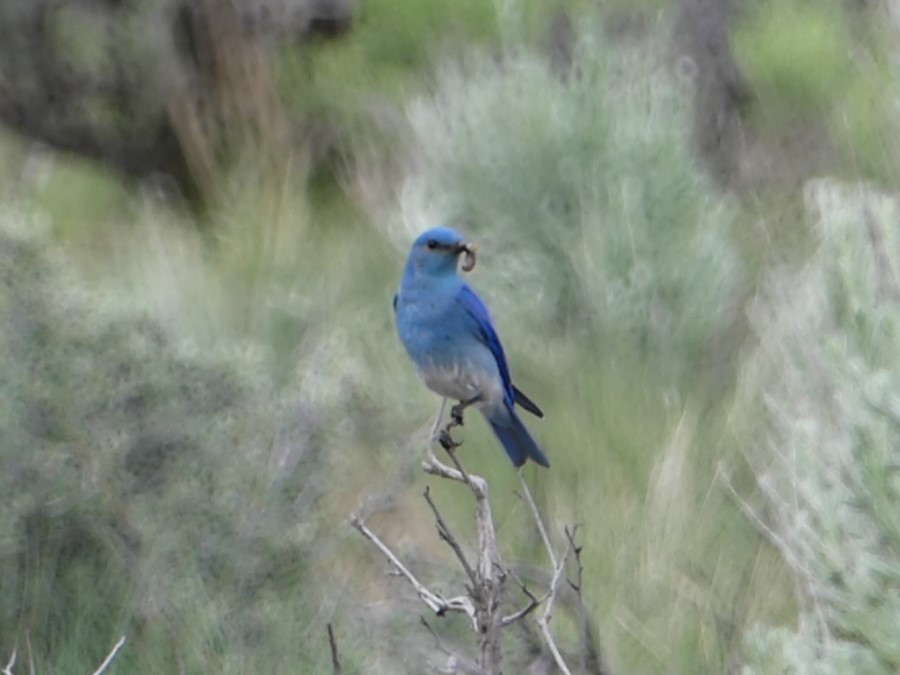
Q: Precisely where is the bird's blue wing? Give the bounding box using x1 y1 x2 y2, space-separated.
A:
392 292 398 312
455 284 514 401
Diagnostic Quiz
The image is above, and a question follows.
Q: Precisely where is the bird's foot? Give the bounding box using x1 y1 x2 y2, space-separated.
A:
439 428 462 451
450 403 466 427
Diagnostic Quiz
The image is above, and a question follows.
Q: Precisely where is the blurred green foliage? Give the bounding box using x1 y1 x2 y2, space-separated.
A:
830 64 900 186
394 40 742 380
0 214 357 672
733 0 900 189
30 159 132 244
276 0 501 132
733 0 853 122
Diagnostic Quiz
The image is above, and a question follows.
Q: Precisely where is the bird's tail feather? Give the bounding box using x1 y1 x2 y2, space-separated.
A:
512 384 544 418
486 405 550 468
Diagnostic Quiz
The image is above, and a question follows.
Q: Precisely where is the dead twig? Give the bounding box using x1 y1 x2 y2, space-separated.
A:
327 623 342 675
501 568 548 626
566 525 589 673
518 468 582 674
2 650 15 675
538 535 575 675
517 470 557 569
91 636 126 675
566 524 603 673
424 399 504 671
424 486 478 586
349 511 478 628
353 397 590 674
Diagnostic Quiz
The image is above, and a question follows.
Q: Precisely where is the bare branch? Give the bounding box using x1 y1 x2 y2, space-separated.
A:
422 446 490 512
424 454 463 481
424 486 478 586
446 446 476 488
518 471 579 674
423 453 475 488
429 400 504 671
327 623 342 675
538 541 575 675
501 569 548 626
517 469 557 569
92 636 126 675
2 649 15 675
565 525 596 673
500 599 542 628
349 512 478 628
354 396 601 674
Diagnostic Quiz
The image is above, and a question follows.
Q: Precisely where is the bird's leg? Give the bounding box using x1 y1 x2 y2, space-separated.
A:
450 395 481 427
450 404 465 427
439 396 480 451
439 427 461 451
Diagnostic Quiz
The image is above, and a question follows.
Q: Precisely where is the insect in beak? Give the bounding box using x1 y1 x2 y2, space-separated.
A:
460 243 477 272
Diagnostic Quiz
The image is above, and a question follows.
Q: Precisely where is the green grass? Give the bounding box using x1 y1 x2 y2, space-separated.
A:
830 60 900 187
275 0 501 132
733 0 853 123
732 0 900 191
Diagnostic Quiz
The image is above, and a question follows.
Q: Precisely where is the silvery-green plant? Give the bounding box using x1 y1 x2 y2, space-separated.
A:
0 209 365 673
386 28 741 372
739 179 900 674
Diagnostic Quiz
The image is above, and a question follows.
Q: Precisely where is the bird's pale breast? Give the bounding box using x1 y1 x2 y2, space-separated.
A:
419 360 505 407
396 292 504 407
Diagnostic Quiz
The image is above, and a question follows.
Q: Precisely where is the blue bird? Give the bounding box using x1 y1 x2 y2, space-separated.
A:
393 226 549 468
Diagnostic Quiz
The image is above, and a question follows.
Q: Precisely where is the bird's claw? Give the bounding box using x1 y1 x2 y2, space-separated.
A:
439 428 462 451
450 404 465 427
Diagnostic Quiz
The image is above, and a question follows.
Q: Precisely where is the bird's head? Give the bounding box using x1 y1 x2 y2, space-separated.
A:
407 226 477 276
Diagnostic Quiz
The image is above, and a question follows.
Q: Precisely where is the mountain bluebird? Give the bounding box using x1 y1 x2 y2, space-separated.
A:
393 226 549 468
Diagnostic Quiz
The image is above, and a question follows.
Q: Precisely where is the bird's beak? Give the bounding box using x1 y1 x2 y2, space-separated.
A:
459 242 477 272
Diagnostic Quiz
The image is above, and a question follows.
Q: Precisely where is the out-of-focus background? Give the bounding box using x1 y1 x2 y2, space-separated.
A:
1 0 899 672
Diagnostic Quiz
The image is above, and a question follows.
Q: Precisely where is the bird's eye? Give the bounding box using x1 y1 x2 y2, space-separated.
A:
426 239 439 250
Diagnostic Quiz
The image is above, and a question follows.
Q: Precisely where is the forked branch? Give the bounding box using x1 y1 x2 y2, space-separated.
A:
351 398 598 673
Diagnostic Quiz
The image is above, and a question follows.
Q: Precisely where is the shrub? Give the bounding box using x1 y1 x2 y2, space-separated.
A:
738 180 900 674
379 28 742 376
0 207 347 672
